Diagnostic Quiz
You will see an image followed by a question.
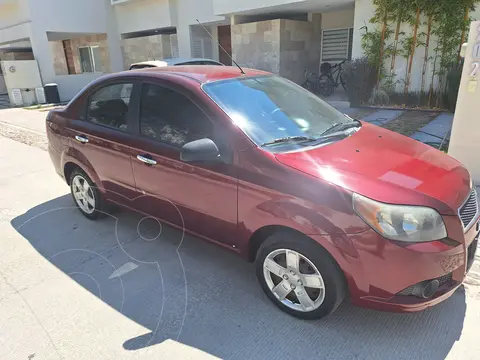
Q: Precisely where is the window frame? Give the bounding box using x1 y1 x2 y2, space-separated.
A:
79 45 102 73
136 80 217 150
84 80 138 134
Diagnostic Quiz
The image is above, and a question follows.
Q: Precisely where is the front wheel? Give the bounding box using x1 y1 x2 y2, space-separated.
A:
255 232 347 320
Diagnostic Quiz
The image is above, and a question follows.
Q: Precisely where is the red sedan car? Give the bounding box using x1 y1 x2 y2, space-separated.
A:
46 66 478 319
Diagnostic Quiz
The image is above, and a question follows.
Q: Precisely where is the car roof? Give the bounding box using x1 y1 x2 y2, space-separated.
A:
128 65 270 84
130 58 223 67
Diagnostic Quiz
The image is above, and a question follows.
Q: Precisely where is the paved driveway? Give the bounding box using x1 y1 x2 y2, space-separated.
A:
1 132 480 359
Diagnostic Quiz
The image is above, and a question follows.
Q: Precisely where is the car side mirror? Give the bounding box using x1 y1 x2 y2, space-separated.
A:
180 138 221 163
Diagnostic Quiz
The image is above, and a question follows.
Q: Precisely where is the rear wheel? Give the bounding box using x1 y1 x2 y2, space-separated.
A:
255 231 347 319
70 168 105 220
318 75 335 97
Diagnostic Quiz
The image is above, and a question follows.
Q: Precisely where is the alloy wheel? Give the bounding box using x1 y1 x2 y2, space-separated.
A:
72 174 96 214
263 249 325 312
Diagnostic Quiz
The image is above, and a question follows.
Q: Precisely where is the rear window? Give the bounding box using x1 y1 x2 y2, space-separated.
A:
129 64 156 70
176 61 222 66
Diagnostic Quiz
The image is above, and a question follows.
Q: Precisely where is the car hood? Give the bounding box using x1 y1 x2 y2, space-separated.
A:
274 122 471 215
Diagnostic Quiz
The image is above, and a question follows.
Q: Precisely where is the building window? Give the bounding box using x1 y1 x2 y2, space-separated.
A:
321 28 354 64
191 25 213 59
79 46 104 73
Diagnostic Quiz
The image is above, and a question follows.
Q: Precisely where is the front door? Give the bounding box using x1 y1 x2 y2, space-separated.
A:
218 25 232 66
129 82 238 245
70 81 138 205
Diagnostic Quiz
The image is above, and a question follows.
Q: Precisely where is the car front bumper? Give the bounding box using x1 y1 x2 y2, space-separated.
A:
313 218 478 313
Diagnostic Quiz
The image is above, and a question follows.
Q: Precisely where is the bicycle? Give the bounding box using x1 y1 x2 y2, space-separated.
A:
301 70 320 94
318 59 348 97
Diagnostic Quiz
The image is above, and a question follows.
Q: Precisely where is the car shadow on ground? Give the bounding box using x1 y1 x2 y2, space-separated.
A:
12 194 466 360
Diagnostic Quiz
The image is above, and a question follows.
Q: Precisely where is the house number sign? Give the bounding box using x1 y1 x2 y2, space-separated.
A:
467 24 480 92
471 24 480 76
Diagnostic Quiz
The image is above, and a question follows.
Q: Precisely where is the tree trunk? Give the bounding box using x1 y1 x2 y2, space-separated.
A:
458 7 470 62
421 15 433 93
390 20 402 75
377 13 388 86
428 51 438 107
404 7 421 94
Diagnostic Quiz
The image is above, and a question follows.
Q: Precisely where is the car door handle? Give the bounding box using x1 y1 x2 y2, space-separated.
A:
75 135 89 143
137 155 157 165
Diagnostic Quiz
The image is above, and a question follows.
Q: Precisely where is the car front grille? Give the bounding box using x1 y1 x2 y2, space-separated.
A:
459 188 479 231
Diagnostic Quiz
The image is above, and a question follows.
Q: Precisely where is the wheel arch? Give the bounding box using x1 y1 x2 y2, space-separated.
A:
248 225 317 262
63 162 79 185
61 151 103 195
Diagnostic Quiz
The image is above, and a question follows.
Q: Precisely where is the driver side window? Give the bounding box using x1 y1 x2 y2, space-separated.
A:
139 83 213 147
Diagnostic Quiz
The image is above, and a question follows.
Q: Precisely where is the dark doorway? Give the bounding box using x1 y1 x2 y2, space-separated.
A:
218 25 232 66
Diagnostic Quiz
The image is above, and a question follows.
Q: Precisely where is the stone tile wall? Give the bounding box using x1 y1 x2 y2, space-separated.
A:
232 18 321 84
50 41 68 75
51 34 111 75
231 20 281 74
121 34 175 70
70 34 111 73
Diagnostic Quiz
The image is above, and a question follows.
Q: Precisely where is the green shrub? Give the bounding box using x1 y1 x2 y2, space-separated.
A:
342 57 378 107
446 64 462 112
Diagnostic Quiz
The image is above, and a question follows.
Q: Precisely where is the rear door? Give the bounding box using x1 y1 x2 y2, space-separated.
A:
70 81 138 204
129 80 238 245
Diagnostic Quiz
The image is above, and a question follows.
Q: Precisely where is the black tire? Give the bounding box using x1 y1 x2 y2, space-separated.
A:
318 75 335 97
301 80 313 92
256 231 347 320
340 74 348 93
69 168 105 220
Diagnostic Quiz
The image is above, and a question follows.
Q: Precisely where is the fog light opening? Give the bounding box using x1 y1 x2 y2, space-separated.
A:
412 280 440 299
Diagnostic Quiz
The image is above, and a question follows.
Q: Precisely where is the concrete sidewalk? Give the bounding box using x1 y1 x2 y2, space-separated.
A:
0 108 48 134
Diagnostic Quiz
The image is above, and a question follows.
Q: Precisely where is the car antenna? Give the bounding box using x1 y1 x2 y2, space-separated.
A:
195 19 246 75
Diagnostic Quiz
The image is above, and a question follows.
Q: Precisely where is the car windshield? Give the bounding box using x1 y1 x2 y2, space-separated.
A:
202 75 351 147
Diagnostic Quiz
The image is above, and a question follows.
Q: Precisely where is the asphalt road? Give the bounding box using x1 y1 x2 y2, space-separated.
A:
1 128 480 360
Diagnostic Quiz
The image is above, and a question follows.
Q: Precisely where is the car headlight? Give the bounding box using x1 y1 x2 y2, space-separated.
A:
353 193 447 242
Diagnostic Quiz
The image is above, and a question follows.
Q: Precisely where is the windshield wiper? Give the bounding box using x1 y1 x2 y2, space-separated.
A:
320 120 361 137
261 136 316 147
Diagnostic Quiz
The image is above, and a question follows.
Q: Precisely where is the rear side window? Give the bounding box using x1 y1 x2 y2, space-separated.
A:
87 83 133 131
139 83 213 147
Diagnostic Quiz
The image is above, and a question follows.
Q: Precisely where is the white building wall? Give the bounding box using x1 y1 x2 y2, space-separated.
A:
351 0 373 59
176 0 226 58
0 0 30 34
352 0 472 92
322 7 354 30
27 0 112 34
449 21 480 182
214 0 305 15
114 0 176 35
26 0 122 101
0 22 31 45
